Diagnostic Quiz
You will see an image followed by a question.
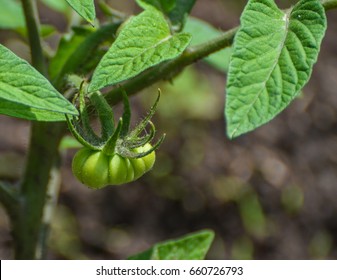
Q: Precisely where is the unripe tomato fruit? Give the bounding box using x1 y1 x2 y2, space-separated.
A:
72 143 155 189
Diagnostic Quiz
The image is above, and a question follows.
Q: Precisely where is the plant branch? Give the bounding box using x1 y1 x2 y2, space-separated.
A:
104 0 337 104
104 27 238 104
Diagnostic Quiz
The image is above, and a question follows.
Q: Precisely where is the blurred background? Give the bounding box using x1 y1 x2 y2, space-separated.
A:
1 0 337 259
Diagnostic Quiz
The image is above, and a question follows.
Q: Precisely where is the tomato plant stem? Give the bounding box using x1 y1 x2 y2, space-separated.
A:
14 122 65 259
14 0 63 259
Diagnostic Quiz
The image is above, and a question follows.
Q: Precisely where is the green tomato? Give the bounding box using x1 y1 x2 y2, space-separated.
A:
72 143 155 189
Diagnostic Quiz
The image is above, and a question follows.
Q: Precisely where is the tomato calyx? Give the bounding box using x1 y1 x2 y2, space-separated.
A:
66 82 165 159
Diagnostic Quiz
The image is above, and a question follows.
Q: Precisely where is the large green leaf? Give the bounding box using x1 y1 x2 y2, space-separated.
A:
65 0 95 24
225 0 326 138
0 0 25 29
184 17 231 72
88 8 191 92
0 44 78 121
128 230 214 260
0 100 73 121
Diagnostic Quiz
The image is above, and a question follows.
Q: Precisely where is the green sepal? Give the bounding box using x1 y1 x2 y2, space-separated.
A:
65 114 101 150
129 90 161 138
126 121 156 149
77 83 102 145
67 86 164 162
102 118 123 156
89 91 115 141
120 90 131 139
121 133 165 159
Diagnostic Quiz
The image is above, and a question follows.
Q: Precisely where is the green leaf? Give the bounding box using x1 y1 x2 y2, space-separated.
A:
0 0 25 29
225 0 327 138
65 0 96 24
184 17 231 72
136 0 176 13
128 230 214 260
136 0 195 32
88 8 191 92
0 44 78 121
49 29 92 82
0 100 70 121
49 23 120 85
169 0 196 32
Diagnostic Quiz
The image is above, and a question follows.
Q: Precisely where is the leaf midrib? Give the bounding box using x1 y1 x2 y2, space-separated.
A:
230 9 291 138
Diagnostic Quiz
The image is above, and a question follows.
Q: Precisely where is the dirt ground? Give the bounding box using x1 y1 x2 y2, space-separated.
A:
0 0 337 259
